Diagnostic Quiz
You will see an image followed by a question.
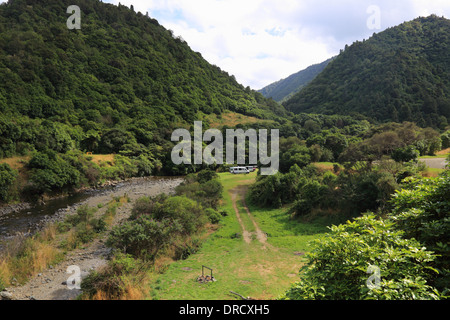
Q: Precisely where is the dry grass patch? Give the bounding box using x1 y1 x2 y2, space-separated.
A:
206 112 274 129
88 154 115 166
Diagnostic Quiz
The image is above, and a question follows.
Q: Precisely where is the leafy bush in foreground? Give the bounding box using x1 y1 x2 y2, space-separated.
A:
389 171 450 293
280 214 440 300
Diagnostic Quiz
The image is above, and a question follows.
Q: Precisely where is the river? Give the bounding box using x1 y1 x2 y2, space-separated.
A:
0 176 184 253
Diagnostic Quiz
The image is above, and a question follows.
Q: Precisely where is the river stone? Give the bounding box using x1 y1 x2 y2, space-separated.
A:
0 291 13 300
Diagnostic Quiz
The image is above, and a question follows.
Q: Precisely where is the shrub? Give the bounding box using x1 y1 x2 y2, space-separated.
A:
196 169 218 183
130 196 157 220
175 176 223 209
280 214 440 300
152 196 206 235
0 163 17 202
27 151 82 195
389 172 450 292
66 205 96 226
81 253 145 300
391 145 420 163
107 216 179 260
205 208 222 224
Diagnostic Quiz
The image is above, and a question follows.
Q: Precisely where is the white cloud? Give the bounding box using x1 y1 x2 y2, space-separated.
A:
106 0 449 89
2 0 450 89
110 0 336 88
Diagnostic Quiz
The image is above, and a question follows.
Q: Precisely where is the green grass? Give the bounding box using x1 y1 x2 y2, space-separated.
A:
419 155 448 159
146 172 331 300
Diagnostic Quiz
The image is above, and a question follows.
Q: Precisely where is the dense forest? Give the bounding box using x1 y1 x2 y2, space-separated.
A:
284 16 450 129
0 0 289 200
258 57 334 103
0 0 285 159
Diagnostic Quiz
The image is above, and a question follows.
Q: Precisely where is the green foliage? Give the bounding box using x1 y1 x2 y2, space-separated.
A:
107 169 223 261
441 131 450 149
196 169 219 183
61 205 105 248
65 205 96 226
249 165 314 208
26 151 81 196
391 145 420 163
0 0 286 170
291 180 330 217
280 214 440 300
107 216 178 260
205 208 222 224
81 252 145 299
175 171 223 209
129 195 165 220
284 16 450 129
389 172 450 292
152 196 207 235
0 163 17 202
339 122 441 165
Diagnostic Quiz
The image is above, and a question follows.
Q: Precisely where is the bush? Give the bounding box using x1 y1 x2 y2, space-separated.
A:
197 169 218 183
175 175 223 209
66 205 96 226
81 253 144 299
130 196 158 220
205 208 222 224
280 214 440 300
0 163 17 202
27 151 82 195
152 196 206 235
107 216 178 260
249 166 306 208
391 146 420 163
389 172 450 292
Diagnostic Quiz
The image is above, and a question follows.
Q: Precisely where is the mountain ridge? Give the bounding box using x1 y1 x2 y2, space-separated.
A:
283 15 450 129
258 57 334 103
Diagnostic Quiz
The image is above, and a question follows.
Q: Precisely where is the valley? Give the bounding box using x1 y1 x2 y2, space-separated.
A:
0 0 449 303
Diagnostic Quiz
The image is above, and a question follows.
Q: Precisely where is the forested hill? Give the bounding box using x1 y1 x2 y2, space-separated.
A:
0 0 285 158
258 57 334 103
284 15 450 129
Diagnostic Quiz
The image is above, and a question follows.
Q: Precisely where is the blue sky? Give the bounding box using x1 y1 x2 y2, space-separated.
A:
3 0 450 89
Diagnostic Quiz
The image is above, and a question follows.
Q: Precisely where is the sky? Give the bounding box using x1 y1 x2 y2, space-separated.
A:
3 0 450 89
101 0 450 89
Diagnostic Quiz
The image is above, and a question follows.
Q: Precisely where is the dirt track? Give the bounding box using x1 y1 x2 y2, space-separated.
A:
229 186 267 248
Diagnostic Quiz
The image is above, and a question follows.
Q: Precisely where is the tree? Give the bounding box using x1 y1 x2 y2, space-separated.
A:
0 163 17 202
391 145 420 163
324 133 348 160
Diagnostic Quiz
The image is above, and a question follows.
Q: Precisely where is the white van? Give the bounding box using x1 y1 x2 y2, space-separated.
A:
231 167 250 174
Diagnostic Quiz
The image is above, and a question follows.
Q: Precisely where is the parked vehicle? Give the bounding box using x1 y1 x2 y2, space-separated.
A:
246 166 257 172
231 167 250 174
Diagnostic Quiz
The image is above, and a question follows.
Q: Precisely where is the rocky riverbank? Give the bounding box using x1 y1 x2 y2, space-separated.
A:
0 176 184 300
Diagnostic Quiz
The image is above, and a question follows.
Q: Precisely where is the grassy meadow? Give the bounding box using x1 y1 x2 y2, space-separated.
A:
146 172 330 300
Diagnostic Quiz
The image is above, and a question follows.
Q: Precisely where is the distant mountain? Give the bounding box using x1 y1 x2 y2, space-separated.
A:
258 58 334 103
283 15 450 129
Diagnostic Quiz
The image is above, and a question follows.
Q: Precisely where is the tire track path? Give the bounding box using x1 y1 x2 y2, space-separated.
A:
230 186 268 248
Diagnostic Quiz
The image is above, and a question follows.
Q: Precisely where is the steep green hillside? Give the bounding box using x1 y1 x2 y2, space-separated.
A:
284 15 450 129
0 0 285 161
259 57 334 103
